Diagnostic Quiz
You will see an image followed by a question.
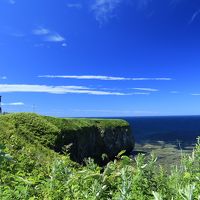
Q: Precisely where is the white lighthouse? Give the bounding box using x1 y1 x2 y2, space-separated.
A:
0 96 2 114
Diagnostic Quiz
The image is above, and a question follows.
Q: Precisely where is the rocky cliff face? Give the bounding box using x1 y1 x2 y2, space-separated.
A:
101 126 134 159
52 119 135 164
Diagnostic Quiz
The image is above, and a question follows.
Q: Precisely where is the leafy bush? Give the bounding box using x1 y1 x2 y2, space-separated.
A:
0 113 60 148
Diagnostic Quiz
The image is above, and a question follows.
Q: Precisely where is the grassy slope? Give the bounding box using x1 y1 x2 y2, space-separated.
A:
0 113 199 199
0 113 78 199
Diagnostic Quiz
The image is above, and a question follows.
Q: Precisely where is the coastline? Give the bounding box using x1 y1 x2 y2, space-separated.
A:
133 140 195 167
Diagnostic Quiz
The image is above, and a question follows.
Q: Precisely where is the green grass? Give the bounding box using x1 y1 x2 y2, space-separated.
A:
45 116 129 131
0 113 199 199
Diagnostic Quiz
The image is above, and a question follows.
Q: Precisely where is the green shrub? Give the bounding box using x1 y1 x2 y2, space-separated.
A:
0 113 60 148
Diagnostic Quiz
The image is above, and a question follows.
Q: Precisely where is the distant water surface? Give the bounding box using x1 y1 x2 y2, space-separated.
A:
122 116 200 145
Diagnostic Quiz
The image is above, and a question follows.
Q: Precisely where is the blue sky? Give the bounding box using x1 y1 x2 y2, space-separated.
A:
0 0 200 117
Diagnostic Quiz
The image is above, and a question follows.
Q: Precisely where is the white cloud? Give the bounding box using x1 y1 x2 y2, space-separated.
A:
73 109 159 115
91 0 122 24
130 78 172 81
133 110 159 115
7 0 16 4
1 76 7 80
90 0 153 24
39 75 172 81
45 34 65 42
2 102 24 106
32 27 65 43
133 88 159 92
62 43 67 47
0 84 129 96
189 9 200 24
67 3 82 9
11 32 25 37
73 109 128 113
191 93 200 96
132 92 150 95
32 27 50 35
170 91 179 94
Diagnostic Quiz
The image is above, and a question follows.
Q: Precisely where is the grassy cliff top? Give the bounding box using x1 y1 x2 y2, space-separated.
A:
45 116 129 131
0 112 130 146
0 112 129 128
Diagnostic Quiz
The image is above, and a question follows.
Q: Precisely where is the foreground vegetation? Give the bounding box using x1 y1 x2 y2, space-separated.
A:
0 113 199 199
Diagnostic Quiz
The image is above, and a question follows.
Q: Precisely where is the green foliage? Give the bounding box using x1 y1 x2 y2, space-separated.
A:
0 113 199 199
0 144 11 166
0 113 60 148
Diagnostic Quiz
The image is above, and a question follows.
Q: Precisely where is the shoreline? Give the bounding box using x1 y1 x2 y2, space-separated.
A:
133 140 195 167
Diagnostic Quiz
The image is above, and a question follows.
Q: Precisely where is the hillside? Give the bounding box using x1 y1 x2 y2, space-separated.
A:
0 113 134 164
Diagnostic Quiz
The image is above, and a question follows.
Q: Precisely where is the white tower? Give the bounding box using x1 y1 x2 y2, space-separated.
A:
0 96 2 114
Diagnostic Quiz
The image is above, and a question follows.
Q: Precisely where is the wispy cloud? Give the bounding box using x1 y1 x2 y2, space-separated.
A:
91 0 122 25
39 75 172 81
132 92 150 95
1 27 25 38
133 87 159 92
10 31 25 37
67 3 82 9
191 93 200 96
2 102 24 106
7 0 16 4
90 0 154 24
44 34 65 42
133 110 159 115
170 91 179 94
73 109 159 115
0 84 129 96
1 76 7 80
32 27 50 35
32 26 65 44
61 43 67 47
189 9 200 24
33 43 46 48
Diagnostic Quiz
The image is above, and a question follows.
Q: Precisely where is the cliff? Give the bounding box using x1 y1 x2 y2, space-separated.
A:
0 113 135 163
45 116 135 163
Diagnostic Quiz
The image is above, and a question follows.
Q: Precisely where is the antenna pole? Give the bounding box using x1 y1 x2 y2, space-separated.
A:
32 104 36 113
0 96 2 114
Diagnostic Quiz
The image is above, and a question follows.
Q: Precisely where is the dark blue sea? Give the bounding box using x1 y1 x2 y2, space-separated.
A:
122 116 200 145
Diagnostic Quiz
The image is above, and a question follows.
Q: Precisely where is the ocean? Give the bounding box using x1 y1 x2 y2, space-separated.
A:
121 116 200 165
122 116 200 145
